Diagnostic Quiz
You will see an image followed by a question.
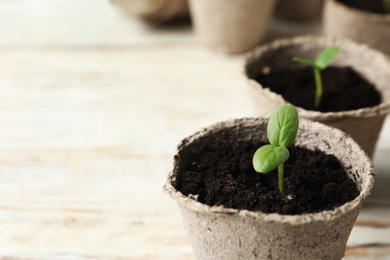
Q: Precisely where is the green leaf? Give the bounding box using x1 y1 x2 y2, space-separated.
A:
292 57 316 67
253 145 289 173
314 46 339 70
267 104 299 147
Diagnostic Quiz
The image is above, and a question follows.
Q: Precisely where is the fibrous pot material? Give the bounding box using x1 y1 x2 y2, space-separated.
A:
163 117 375 260
323 0 390 55
188 0 276 54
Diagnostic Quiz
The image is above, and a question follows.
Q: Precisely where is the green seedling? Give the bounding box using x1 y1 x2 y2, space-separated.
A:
293 46 339 109
384 0 390 13
252 104 299 192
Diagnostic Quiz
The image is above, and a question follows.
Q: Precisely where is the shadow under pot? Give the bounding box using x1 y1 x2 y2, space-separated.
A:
244 36 390 157
323 0 390 55
163 117 374 260
110 0 189 24
274 0 324 22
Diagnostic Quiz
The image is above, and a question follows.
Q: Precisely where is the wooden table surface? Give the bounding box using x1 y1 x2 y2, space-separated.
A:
0 1 389 259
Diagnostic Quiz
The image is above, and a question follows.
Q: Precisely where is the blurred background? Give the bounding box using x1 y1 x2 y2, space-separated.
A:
0 0 389 259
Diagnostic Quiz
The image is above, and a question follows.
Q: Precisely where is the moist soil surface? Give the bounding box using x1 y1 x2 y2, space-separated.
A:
174 139 360 215
253 66 381 113
337 0 389 14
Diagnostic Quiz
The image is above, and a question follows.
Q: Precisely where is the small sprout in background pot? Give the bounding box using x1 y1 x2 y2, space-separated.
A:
293 46 339 109
252 104 299 192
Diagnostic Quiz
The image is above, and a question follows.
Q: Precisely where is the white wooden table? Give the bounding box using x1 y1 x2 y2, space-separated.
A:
0 1 389 259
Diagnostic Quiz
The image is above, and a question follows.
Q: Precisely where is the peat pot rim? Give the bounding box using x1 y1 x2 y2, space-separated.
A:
244 35 390 121
326 0 390 22
163 117 375 225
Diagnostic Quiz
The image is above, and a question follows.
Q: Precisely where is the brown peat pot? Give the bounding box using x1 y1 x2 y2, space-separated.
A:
323 0 390 55
163 117 375 259
188 0 276 54
244 36 390 157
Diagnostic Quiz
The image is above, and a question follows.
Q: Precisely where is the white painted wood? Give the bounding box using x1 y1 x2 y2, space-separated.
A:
0 0 388 259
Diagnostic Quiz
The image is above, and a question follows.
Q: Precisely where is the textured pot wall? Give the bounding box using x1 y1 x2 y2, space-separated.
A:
244 36 390 157
275 0 323 21
323 0 390 55
179 204 359 259
188 0 276 54
164 117 375 260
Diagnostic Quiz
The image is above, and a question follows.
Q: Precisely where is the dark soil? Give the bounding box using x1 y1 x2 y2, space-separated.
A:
337 0 389 14
253 66 381 112
174 139 360 215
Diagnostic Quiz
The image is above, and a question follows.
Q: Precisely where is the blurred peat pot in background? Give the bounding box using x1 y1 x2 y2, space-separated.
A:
323 0 390 55
245 36 390 157
187 0 276 54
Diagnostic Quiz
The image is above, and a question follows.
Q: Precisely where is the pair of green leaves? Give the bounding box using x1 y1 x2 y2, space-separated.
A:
293 46 339 71
253 104 299 174
293 46 339 109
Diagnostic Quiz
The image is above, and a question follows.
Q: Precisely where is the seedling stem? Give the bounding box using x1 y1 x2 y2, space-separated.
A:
253 104 299 192
293 46 339 109
278 163 284 192
313 67 322 109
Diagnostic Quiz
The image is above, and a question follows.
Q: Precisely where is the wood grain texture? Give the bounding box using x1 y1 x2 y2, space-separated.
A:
0 0 389 259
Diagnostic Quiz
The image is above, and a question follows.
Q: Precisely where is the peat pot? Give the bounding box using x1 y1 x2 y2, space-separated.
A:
188 0 276 54
244 36 390 157
163 117 375 259
323 0 390 55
